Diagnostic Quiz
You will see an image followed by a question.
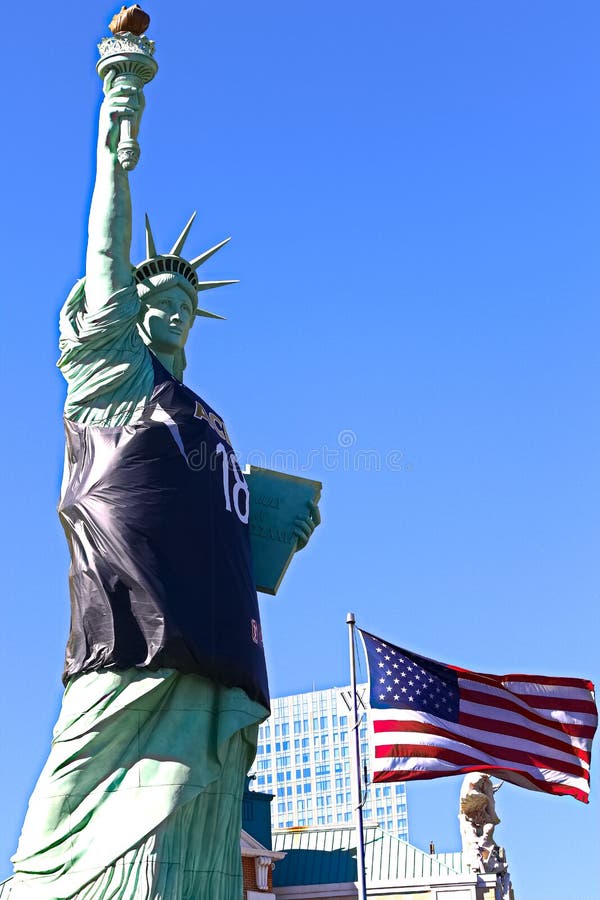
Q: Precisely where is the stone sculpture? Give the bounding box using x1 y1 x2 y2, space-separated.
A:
459 772 513 899
10 7 319 899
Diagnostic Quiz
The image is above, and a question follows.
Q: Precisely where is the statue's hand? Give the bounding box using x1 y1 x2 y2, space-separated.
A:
99 71 146 155
293 500 321 552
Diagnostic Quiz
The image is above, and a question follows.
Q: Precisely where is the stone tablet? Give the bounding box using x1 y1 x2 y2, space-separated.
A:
245 466 322 595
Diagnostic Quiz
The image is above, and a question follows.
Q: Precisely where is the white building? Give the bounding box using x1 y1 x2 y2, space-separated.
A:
250 684 409 839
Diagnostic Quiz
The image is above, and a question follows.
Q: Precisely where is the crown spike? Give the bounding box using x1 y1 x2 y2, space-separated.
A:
145 213 157 258
197 279 240 292
195 308 227 320
170 211 197 256
190 237 231 270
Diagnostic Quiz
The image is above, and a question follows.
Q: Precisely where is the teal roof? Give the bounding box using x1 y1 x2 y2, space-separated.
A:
272 825 465 887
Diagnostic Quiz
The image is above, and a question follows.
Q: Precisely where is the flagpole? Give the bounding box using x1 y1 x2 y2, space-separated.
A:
346 612 367 900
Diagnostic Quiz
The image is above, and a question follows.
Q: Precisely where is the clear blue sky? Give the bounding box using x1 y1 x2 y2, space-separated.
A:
1 2 598 897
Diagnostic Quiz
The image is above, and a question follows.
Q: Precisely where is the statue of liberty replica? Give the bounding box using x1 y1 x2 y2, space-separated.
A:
10 6 318 898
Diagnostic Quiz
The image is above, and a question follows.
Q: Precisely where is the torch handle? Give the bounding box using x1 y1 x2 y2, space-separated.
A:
113 72 144 172
117 117 140 171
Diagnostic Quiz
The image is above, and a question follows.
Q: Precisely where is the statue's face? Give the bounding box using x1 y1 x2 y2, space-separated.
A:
139 285 195 353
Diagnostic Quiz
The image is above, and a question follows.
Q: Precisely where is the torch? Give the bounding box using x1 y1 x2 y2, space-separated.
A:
97 5 158 171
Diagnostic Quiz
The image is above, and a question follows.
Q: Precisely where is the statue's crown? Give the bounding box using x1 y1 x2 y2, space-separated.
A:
134 212 238 319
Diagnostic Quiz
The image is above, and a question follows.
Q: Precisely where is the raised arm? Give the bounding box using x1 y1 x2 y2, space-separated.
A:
85 72 145 313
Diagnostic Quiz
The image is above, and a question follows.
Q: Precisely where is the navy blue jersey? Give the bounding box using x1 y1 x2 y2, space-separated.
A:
59 358 269 709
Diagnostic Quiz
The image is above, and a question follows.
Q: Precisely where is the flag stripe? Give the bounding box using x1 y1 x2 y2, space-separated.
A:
459 684 595 730
484 691 595 715
448 668 594 692
375 729 588 780
458 675 595 722
496 675 594 690
371 725 589 783
458 711 591 762
373 714 592 765
371 766 589 803
460 698 595 742
502 682 595 702
370 743 588 793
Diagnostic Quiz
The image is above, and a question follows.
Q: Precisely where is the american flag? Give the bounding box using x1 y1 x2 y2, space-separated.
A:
360 629 597 803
